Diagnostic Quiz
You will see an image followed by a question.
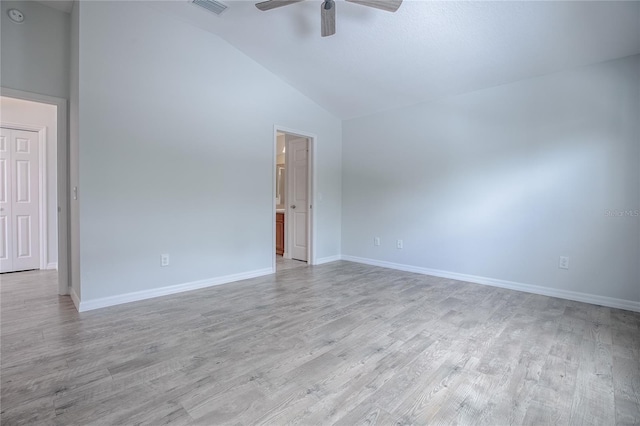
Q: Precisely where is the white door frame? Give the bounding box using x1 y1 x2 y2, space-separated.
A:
272 125 316 271
1 124 49 271
1 87 69 296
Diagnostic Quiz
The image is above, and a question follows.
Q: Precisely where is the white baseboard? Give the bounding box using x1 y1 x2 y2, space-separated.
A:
341 255 640 313
77 267 274 312
314 255 343 265
70 286 80 311
46 262 58 270
71 255 639 314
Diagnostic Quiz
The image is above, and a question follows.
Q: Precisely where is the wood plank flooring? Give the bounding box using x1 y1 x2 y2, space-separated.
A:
1 261 639 425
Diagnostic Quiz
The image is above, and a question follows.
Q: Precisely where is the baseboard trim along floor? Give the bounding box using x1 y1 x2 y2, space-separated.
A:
341 255 640 313
77 267 274 312
73 255 639 313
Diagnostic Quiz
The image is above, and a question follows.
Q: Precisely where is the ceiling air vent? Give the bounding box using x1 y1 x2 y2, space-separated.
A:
192 0 228 15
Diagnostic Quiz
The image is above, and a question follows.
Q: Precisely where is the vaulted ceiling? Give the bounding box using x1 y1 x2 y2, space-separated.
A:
44 0 640 120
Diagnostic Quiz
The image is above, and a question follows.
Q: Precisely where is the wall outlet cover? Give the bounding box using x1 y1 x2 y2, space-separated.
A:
559 256 569 270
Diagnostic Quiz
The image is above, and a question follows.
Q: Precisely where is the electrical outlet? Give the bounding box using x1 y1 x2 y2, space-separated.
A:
559 256 569 270
374 237 380 246
161 254 170 267
397 239 403 249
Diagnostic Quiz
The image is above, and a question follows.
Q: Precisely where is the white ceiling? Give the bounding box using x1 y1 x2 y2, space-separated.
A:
152 0 640 119
42 1 640 119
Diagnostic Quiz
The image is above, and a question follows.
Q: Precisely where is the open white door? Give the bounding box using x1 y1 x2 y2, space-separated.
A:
0 128 40 273
287 137 308 262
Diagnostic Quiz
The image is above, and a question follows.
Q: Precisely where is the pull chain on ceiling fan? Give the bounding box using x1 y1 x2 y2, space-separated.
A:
255 0 402 37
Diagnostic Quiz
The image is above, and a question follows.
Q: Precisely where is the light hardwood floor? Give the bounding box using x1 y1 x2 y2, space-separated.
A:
1 262 639 425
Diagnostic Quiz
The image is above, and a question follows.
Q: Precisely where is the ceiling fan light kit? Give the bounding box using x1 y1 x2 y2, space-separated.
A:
255 0 402 37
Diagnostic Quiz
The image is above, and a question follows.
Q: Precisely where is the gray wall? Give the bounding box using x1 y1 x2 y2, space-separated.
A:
76 2 342 302
0 1 69 99
5 0 637 308
343 55 640 303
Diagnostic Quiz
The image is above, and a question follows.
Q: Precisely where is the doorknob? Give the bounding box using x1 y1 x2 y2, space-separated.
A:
291 205 296 209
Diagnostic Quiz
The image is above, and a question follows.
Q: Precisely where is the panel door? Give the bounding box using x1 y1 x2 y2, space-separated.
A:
0 128 40 273
287 138 308 262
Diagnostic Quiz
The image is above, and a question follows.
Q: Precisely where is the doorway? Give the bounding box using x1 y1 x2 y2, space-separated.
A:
0 90 69 295
273 127 315 271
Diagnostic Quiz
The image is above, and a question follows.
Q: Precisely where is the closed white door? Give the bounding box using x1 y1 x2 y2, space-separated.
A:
0 128 40 273
287 137 308 261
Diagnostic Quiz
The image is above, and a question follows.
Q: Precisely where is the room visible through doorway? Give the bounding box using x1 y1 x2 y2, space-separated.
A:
0 92 68 296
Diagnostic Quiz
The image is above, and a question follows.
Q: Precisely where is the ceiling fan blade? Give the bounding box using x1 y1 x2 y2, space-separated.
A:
255 0 305 11
345 0 402 12
321 1 336 37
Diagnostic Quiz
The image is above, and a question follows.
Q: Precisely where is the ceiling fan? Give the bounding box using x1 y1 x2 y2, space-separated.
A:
255 0 402 37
